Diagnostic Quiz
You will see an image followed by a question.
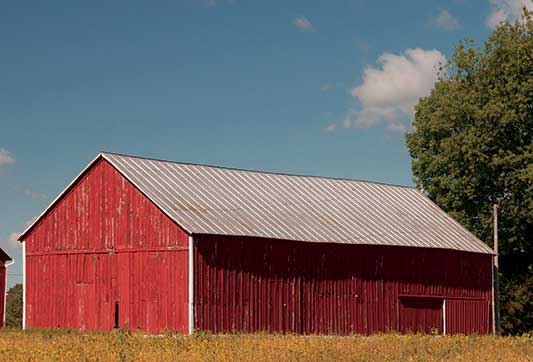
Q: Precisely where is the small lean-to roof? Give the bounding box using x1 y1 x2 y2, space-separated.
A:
19 152 494 254
0 248 12 263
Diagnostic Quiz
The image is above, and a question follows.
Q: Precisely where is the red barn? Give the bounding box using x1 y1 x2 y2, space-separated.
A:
0 248 13 328
18 153 495 335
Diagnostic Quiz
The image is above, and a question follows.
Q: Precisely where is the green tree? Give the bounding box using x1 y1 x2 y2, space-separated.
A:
406 8 533 335
5 283 23 328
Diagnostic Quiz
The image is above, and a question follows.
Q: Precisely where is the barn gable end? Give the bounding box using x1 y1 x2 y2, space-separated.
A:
22 158 190 333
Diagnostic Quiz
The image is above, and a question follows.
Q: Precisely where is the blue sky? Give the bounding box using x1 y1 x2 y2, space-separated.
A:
0 0 528 287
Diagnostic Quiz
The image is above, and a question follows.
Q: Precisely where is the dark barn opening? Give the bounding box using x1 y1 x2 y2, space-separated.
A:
114 302 119 329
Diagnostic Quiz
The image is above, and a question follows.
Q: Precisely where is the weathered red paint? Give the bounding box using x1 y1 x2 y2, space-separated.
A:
194 235 492 335
23 159 189 333
20 157 493 335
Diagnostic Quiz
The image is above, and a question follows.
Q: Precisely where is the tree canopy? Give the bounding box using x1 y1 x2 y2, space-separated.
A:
406 9 533 334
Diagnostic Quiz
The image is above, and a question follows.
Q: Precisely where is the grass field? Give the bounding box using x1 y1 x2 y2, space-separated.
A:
0 329 531 362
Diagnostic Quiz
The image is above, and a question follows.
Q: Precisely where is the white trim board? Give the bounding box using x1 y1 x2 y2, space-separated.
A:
188 235 194 335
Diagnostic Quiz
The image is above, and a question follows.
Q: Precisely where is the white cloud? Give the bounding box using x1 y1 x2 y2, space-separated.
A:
486 0 533 28
6 233 19 248
1 218 36 249
434 9 460 30
0 149 15 168
340 48 445 131
1 231 22 249
293 16 313 31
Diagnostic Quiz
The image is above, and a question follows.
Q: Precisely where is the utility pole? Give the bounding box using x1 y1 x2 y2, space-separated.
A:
492 204 500 335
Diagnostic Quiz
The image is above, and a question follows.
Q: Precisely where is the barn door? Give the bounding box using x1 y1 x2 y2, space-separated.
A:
399 297 443 334
444 299 489 335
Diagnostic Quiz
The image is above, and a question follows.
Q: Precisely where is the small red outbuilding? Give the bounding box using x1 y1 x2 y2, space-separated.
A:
0 248 13 328
18 153 495 335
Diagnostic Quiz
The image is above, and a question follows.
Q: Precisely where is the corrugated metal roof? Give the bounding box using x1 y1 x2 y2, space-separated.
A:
97 153 492 254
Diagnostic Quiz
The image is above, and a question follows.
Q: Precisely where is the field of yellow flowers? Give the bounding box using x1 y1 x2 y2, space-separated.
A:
0 329 531 362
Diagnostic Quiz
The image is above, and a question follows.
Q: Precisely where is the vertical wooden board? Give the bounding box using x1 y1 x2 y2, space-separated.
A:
168 252 176 329
160 252 168 330
194 244 202 331
216 250 223 332
86 283 97 330
75 283 85 330
118 253 130 329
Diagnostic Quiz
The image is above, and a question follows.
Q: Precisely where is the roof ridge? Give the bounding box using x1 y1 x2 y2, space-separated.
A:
101 151 416 190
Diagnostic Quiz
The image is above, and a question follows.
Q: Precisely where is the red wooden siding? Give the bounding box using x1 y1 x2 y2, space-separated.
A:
23 159 189 333
445 299 490 335
0 265 5 327
399 297 443 334
194 235 492 335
